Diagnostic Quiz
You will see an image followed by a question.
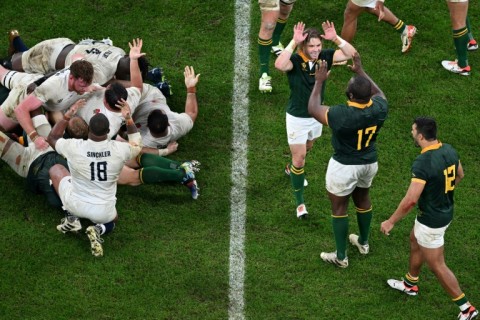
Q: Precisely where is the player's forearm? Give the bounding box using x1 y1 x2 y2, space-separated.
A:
275 40 295 71
308 81 328 125
15 106 36 138
334 36 356 59
185 87 198 122
388 197 416 224
129 58 142 92
356 69 386 101
47 118 68 148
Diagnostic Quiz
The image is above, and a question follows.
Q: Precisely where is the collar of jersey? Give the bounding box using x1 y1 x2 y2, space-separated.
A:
421 142 442 154
298 51 316 64
347 99 373 109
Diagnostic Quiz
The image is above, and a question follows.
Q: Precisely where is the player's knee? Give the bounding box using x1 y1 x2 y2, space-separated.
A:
49 164 69 180
262 22 276 32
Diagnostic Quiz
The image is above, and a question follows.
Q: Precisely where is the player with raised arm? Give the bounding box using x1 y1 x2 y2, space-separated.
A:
308 53 388 268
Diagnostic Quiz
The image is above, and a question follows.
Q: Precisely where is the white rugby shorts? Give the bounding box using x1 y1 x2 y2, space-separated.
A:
59 176 117 224
286 113 322 145
325 157 378 196
414 219 450 249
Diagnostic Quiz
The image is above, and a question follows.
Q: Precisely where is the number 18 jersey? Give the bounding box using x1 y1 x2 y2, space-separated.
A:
55 138 139 205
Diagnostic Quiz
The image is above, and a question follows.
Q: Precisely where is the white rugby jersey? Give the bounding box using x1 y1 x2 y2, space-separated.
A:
33 68 93 112
74 87 141 139
65 43 126 85
56 137 140 205
133 84 193 149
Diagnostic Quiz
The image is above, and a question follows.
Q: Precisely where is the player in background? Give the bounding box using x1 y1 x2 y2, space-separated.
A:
341 0 417 54
441 0 473 76
258 0 296 93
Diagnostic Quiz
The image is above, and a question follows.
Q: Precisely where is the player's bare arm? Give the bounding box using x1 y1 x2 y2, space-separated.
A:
308 60 330 125
128 38 146 93
184 65 200 122
275 21 307 72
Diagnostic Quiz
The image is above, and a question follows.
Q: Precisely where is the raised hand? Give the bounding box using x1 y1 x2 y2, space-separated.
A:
293 22 308 44
321 21 337 41
184 66 200 89
347 52 364 74
128 38 146 60
314 60 330 83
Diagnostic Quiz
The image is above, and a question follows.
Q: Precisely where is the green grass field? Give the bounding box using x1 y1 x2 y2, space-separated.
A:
0 1 479 319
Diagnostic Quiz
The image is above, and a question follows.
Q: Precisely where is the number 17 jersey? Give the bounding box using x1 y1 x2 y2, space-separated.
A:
327 96 388 165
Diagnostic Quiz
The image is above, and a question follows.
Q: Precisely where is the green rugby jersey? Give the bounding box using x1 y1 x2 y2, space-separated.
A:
286 49 335 118
327 96 388 165
412 142 459 228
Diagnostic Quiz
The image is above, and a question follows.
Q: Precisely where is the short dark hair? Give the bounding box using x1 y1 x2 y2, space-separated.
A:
147 109 169 136
70 60 94 84
115 56 149 81
413 117 437 141
348 76 372 102
105 82 128 110
89 113 110 136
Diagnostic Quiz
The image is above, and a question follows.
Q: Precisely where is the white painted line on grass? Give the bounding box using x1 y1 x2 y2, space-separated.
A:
228 0 251 319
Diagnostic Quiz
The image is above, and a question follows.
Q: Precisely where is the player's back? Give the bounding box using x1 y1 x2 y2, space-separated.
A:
56 138 131 204
65 43 125 85
329 96 388 165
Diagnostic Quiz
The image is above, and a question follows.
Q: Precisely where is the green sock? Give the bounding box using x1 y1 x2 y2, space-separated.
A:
138 153 180 170
404 272 419 287
466 16 474 41
393 19 406 33
140 167 184 184
289 164 304 206
356 207 372 245
332 215 349 260
258 37 272 76
453 294 468 308
453 27 469 67
272 18 287 46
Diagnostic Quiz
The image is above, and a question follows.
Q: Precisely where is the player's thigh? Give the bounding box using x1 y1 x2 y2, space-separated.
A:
325 158 358 196
356 162 378 188
286 113 322 145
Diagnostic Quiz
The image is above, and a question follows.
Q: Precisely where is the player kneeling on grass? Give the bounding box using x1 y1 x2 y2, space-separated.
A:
47 100 142 257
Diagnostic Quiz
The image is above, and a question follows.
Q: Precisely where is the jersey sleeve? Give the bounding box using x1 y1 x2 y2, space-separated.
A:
411 157 428 183
55 138 69 158
169 112 194 139
33 77 63 104
325 104 344 130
